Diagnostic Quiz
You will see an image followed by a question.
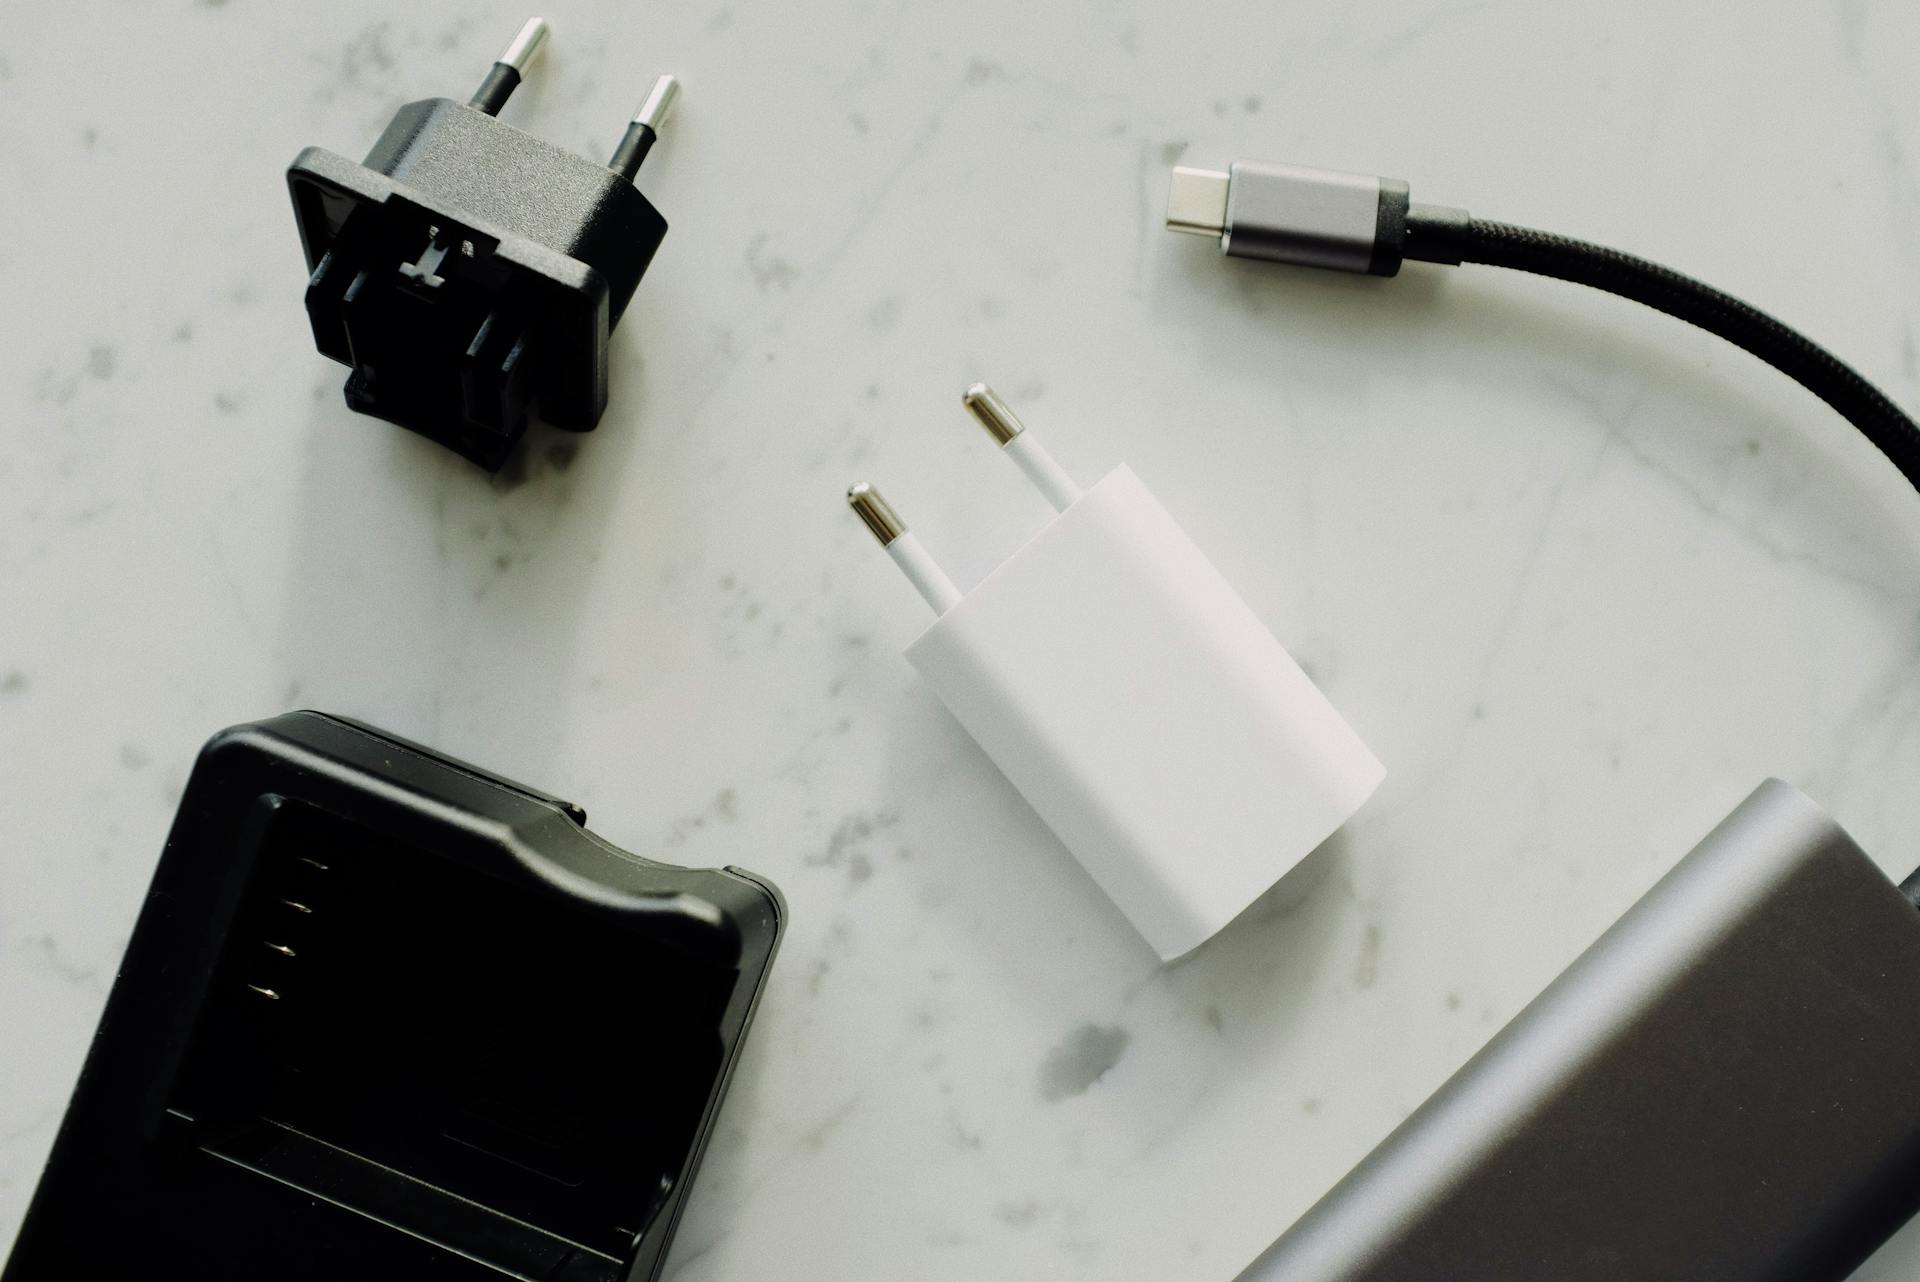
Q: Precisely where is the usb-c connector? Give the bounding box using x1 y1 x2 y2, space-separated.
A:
1168 160 1462 276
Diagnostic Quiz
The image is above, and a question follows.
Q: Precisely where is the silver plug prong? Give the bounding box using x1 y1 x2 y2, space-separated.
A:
498 17 551 73
611 74 682 180
471 17 551 116
635 74 681 133
847 482 961 614
962 383 1025 444
959 383 1083 513
848 481 906 545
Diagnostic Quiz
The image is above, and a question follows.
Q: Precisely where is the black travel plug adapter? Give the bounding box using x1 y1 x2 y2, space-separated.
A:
288 19 679 471
3 711 782 1282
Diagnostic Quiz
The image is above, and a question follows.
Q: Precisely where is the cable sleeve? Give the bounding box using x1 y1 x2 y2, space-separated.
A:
1409 215 1920 492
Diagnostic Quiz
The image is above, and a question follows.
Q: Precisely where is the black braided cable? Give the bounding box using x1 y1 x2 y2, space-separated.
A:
1429 218 1920 493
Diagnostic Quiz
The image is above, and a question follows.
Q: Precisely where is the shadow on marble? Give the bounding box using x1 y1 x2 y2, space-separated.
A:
273 354 652 778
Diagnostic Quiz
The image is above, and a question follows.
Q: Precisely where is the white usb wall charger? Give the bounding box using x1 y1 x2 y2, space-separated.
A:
849 385 1383 960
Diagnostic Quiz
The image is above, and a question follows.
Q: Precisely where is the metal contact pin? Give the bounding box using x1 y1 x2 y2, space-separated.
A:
961 382 1026 445
611 74 683 180
472 17 552 116
634 74 681 134
497 17 552 75
846 482 961 614
958 382 1083 512
847 481 906 546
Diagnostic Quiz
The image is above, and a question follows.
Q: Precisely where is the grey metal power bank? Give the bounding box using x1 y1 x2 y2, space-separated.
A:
1242 779 1920 1282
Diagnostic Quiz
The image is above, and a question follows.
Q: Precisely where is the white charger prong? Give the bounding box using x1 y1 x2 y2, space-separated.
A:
961 383 1083 512
847 482 962 615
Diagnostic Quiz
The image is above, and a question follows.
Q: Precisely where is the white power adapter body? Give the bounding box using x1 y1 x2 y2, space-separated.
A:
851 387 1383 961
908 464 1381 959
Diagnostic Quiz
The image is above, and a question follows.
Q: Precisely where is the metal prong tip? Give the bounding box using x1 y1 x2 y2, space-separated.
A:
961 383 1025 445
847 482 906 546
498 17 551 73
634 74 682 132
1167 166 1230 237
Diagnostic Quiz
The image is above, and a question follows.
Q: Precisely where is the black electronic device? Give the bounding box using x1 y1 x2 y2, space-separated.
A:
3 711 782 1282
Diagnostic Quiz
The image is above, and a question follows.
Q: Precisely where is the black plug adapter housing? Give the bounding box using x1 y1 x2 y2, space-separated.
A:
3 711 783 1282
288 20 677 471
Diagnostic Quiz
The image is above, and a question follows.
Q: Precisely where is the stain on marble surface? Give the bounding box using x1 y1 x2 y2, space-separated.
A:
1038 1024 1130 1102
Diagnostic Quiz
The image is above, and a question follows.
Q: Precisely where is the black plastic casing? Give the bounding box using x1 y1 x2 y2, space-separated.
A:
3 712 780 1282
1241 779 1920 1282
289 99 667 470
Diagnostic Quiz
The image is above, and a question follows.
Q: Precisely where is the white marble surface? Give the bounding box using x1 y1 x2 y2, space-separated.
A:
5 1 1920 1277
